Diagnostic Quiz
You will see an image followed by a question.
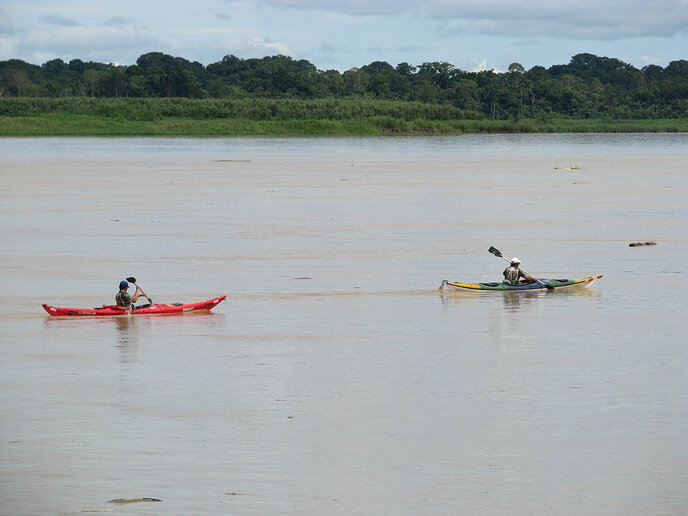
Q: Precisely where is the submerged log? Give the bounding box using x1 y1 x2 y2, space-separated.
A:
108 498 161 505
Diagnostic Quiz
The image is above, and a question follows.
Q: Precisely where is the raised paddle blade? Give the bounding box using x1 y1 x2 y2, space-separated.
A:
488 246 503 258
125 277 152 303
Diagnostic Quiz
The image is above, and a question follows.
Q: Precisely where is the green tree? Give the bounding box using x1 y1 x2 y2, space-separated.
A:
361 61 395 76
449 79 480 111
413 80 437 103
368 73 391 98
327 71 345 96
4 68 30 96
395 62 417 76
83 69 100 97
343 68 367 95
417 62 454 89
102 67 128 98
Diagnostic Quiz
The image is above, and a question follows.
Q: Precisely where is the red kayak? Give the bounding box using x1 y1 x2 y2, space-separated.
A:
42 295 226 317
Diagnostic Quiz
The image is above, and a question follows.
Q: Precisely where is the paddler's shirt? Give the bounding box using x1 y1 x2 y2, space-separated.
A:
116 291 132 308
503 266 526 285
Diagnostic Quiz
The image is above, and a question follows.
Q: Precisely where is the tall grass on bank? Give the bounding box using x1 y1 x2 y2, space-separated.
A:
0 97 483 122
1 97 687 136
2 113 686 136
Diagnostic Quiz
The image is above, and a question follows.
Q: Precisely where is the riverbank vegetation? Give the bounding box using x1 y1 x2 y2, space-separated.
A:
2 111 686 136
1 52 686 135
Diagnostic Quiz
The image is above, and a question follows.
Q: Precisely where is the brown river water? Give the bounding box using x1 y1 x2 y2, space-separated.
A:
1 135 687 514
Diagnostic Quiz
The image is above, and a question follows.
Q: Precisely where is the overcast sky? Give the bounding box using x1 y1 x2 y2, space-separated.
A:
1 0 687 72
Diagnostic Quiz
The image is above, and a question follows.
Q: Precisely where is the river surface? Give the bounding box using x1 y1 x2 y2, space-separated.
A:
1 135 687 515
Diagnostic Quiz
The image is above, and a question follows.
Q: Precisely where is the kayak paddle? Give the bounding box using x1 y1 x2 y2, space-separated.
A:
126 276 152 303
488 246 554 291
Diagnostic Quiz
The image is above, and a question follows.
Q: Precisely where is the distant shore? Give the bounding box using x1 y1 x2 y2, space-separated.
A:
2 114 687 136
1 97 686 136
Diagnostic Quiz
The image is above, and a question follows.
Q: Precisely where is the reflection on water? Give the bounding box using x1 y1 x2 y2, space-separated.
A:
501 290 545 311
43 313 226 364
439 286 601 312
114 317 138 362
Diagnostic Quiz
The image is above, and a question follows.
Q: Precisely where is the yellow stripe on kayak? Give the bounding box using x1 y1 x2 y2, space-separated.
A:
573 275 603 284
446 282 483 289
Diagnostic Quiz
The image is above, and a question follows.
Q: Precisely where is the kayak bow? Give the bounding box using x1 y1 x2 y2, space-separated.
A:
42 295 226 316
440 276 602 292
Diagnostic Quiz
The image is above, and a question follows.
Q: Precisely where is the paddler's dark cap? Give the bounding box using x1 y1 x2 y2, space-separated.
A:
119 280 129 289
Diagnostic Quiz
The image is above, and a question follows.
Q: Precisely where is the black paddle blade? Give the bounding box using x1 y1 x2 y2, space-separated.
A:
488 246 503 258
126 277 137 284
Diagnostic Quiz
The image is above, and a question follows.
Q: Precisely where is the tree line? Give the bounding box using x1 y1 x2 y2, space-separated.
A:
1 52 687 119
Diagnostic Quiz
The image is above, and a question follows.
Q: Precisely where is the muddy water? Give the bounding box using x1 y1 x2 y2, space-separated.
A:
1 135 687 515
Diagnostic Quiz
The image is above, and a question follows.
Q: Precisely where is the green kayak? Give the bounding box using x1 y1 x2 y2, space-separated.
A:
440 275 602 292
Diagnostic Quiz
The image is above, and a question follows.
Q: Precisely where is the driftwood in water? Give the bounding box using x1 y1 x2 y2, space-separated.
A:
108 498 161 505
629 241 657 247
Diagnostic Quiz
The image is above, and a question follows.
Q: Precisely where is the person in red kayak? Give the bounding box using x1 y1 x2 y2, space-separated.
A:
115 280 144 308
503 257 538 285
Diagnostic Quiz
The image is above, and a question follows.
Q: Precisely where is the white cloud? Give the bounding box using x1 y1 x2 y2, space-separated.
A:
0 7 14 35
470 58 501 72
212 10 232 21
1 0 687 71
225 0 417 16
40 14 80 26
248 37 290 55
101 16 130 27
238 0 688 40
437 1 688 40
473 59 489 72
637 54 662 67
16 24 156 63
0 37 14 60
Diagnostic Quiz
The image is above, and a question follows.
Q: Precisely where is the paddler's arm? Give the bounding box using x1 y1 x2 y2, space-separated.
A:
131 286 143 303
520 270 538 282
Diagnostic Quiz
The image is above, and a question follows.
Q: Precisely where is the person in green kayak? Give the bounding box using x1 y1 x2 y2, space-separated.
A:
503 257 538 285
115 280 143 308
